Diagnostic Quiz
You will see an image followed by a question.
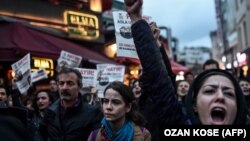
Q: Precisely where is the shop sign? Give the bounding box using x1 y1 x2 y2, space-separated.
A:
31 57 54 77
64 11 99 40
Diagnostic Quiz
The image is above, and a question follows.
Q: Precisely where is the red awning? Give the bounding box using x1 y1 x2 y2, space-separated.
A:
170 60 189 74
114 57 188 74
114 57 141 65
0 22 118 64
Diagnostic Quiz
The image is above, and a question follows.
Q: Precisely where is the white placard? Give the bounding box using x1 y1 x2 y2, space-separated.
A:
96 64 125 98
11 53 31 94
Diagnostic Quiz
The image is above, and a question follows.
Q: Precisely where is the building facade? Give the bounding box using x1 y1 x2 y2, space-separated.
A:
178 47 211 74
236 0 250 51
214 0 250 79
0 0 116 88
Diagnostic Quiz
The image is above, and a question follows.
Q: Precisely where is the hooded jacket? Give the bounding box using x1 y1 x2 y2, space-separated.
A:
184 69 249 125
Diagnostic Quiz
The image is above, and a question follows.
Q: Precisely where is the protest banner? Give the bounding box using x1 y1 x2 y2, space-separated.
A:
113 11 152 59
74 68 97 88
96 64 125 98
57 50 82 68
11 53 31 94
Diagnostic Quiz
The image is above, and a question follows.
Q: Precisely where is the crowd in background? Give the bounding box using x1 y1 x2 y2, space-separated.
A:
0 0 250 141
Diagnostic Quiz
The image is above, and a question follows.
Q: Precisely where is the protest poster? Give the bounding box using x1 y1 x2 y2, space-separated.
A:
74 68 97 88
11 53 31 94
31 68 48 83
96 64 125 98
57 50 82 69
113 11 152 59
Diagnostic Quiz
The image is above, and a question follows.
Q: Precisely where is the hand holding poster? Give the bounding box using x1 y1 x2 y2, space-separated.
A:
74 68 97 88
96 64 125 98
11 53 31 94
57 50 82 68
113 11 152 59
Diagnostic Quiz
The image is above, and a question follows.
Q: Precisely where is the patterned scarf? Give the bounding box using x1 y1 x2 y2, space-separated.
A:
101 118 134 141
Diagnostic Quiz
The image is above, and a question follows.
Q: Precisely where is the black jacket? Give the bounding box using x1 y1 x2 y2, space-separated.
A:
43 97 103 141
131 20 186 141
0 107 32 141
11 89 45 141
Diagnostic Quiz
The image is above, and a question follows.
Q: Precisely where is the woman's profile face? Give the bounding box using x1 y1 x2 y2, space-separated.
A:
195 75 237 125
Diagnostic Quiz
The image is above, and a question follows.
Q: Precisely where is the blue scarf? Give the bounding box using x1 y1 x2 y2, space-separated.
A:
101 118 134 141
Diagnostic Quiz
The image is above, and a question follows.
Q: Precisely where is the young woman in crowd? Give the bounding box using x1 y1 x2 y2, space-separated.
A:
11 77 54 141
31 89 54 141
88 81 151 141
124 0 249 140
131 79 142 101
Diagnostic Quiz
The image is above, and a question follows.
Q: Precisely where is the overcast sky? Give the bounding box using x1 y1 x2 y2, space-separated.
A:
117 0 217 50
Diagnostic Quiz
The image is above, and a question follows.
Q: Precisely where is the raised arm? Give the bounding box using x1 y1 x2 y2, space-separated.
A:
125 0 186 125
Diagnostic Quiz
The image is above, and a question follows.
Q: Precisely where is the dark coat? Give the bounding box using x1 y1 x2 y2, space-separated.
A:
0 107 32 141
43 97 103 141
131 19 250 140
131 20 186 141
11 89 45 141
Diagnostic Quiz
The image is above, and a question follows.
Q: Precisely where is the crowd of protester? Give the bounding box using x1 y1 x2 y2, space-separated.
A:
1 0 250 141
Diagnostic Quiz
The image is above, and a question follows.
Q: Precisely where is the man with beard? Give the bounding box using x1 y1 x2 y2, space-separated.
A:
42 67 103 141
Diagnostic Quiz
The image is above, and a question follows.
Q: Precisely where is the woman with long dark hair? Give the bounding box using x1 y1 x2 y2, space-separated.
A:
88 81 151 141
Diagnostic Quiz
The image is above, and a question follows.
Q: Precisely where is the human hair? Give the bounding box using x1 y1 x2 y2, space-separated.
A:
49 78 57 83
184 71 194 79
176 80 186 87
128 78 137 88
32 89 54 113
202 59 219 70
238 78 250 83
132 79 140 88
103 81 145 126
185 69 248 124
56 67 83 88
0 85 6 93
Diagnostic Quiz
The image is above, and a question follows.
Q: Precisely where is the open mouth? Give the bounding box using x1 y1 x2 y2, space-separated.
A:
211 107 226 124
135 90 141 95
243 89 249 93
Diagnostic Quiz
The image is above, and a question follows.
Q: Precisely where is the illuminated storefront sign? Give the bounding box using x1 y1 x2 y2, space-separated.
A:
64 11 99 40
31 57 54 77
